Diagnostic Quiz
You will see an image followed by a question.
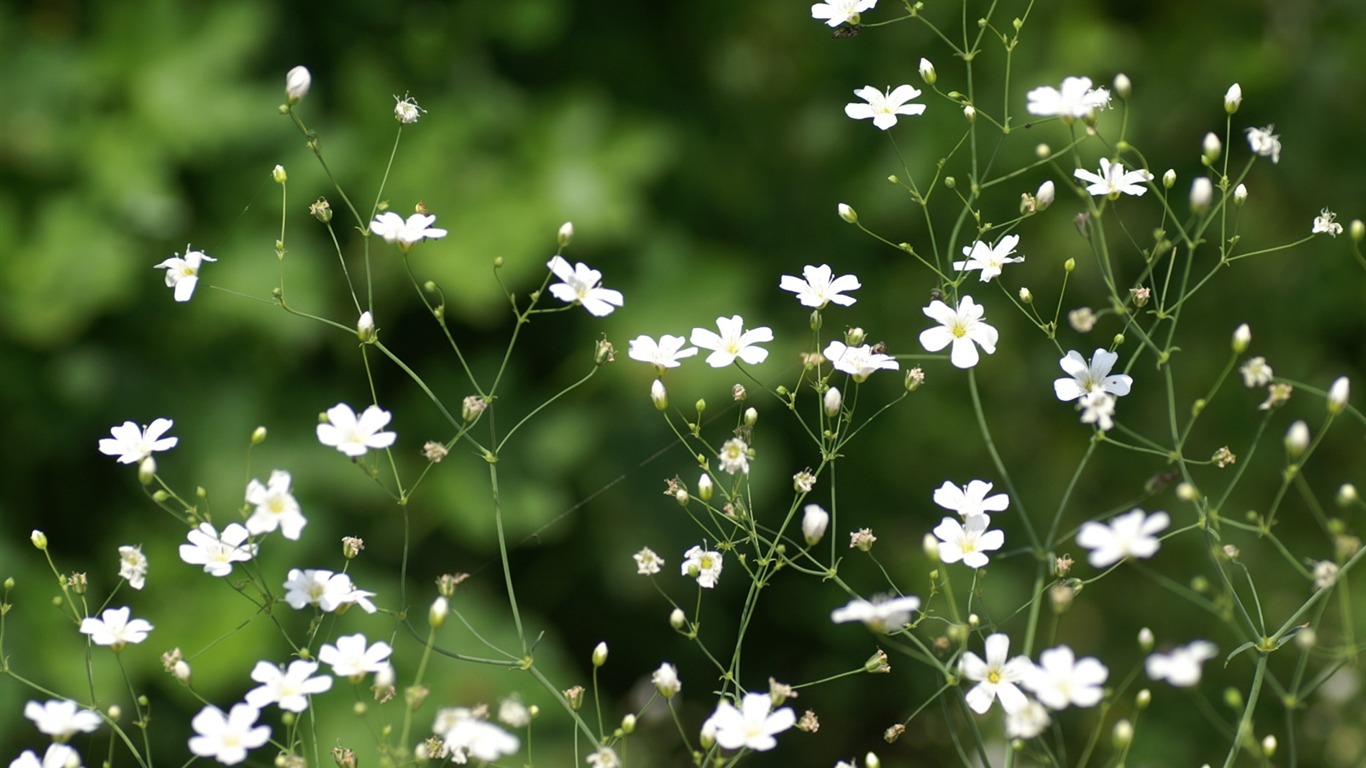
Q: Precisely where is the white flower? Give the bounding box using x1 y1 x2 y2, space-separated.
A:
779 264 862 308
179 522 257 578
823 341 899 381
652 663 681 698
1313 208 1343 237
1053 349 1133 402
497 696 531 728
317 403 397 457
188 704 270 766
802 504 830 546
954 235 1024 282
933 515 1004 569
1023 646 1108 709
369 211 447 248
435 708 520 764
282 568 378 613
919 296 998 369
1076 508 1170 568
1314 560 1339 590
319 633 393 680
154 246 217 302
933 479 1009 518
1074 159 1152 198
1077 390 1117 431
960 633 1034 715
10 744 83 768
285 66 311 104
633 547 664 575
118 545 148 590
98 418 178 464
393 95 425 124
586 747 620 768
1240 357 1273 387
844 85 926 130
245 660 333 712
682 545 723 588
718 437 750 475
244 470 305 540
1026 77 1111 118
546 255 624 317
829 595 920 634
1145 641 1217 687
1005 700 1051 739
1246 126 1281 163
810 0 876 27
704 693 796 751
628 334 698 370
691 315 774 367
24 699 102 739
79 607 152 649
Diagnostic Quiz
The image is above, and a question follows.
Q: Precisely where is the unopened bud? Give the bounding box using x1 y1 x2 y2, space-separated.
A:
846 327 866 346
138 457 157 485
922 533 939 560
697 473 713 502
1328 376 1350 414
621 713 636 734
1224 83 1242 114
592 642 608 667
744 407 758 427
1261 735 1277 757
1138 627 1154 651
919 58 937 85
30 530 47 551
838 203 858 224
1136 688 1151 709
1352 219 1365 242
963 105 976 123
429 596 448 628
1338 484 1358 507
174 660 192 684
1233 183 1248 206
669 607 686 630
1162 169 1176 189
651 379 668 411
557 221 574 248
272 165 288 185
865 751 882 768
564 685 585 710
285 66 312 105
1113 73 1131 100
802 504 829 546
1064 258 1076 273
824 387 842 418
1190 177 1213 214
1285 420 1310 458
1036 180 1055 211
1232 323 1251 353
1201 133 1222 164
357 311 376 343
1112 719 1133 748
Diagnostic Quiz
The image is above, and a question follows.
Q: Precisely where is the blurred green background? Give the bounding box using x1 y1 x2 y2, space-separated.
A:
3 0 1364 765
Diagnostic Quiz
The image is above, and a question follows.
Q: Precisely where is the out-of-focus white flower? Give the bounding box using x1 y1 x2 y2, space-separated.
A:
1076 509 1169 568
1026 77 1110 119
830 595 920 634
703 693 796 751
1145 641 1217 687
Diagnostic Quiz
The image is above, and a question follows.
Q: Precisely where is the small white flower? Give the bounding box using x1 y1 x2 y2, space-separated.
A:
1074 158 1153 198
98 418 177 464
317 403 397 457
691 315 774 367
1313 208 1344 237
393 94 425 124
369 211 447 249
652 663 681 698
1023 645 1108 709
24 699 102 739
245 660 333 712
1246 126 1281 163
823 341 899 381
718 437 751 475
498 696 532 728
282 568 378 614
628 334 698 370
633 547 664 575
1005 699 1051 739
704 693 797 751
179 522 257 578
933 515 1004 569
779 264 862 308
546 255 624 317
1078 391 1116 432
810 0 876 27
118 545 148 590
960 633 1034 715
79 607 153 649
953 235 1024 282
682 545 723 588
435 708 520 764
844 85 926 130
586 747 620 768
154 246 217 302
188 704 270 766
244 470 305 540
319 633 393 680
1314 560 1340 590
829 595 920 634
1240 356 1274 387
1026 77 1111 118
933 479 1009 518
919 296 998 369
11 745 83 768
1145 641 1217 687
1054 349 1133 401
1076 508 1170 568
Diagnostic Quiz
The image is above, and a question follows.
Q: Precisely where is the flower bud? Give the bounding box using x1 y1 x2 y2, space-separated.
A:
651 379 668 411
1064 258 1076 273
824 386 842 418
865 751 882 768
1112 719 1133 749
1019 287 1033 304
1135 688 1151 709
1035 180 1055 211
1138 627 1154 651
1261 735 1277 758
699 717 716 749
864 649 891 674
592 642 608 668
744 407 758 427
1353 219 1365 242
846 327 866 346
557 221 574 248
251 426 268 445
1224 83 1242 114
1285 420 1310 458
429 596 449 628
1111 72 1131 99
1201 133 1221 164
669 607 686 630
621 714 636 733
1190 177 1213 214
357 311 376 343
905 367 924 391
921 532 939 560
1328 376 1350 414
1162 169 1176 189
174 660 192 684
963 105 976 123
1232 323 1251 353
919 58 937 85
1035 143 1051 159
1233 183 1248 206
594 338 613 365
838 203 858 224
30 530 47 551
697 473 713 502
285 66 312 105
564 685 585 710
1338 483 1358 507
272 165 288 184
138 457 157 485
802 504 829 546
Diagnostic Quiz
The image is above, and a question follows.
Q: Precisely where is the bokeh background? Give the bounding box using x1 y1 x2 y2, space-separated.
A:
2 0 1364 765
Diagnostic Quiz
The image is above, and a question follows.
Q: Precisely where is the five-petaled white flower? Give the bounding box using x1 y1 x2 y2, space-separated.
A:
1023 645 1108 709
546 255 624 317
823 341 899 382
188 704 270 766
810 0 876 27
1076 508 1170 568
98 419 178 464
919 296 998 369
155 246 217 302
319 633 393 680
179 522 257 578
1077 390 1117 431
434 707 521 764
718 437 751 475
10 744 83 768
1026 77 1111 119
24 699 102 739
79 606 153 649
691 316 773 368
1145 640 1218 687
317 403 397 457
704 693 797 752
1313 208 1343 237
369 211 447 250
830 595 921 634
933 480 1009 518
1074 158 1153 199
586 747 621 768
245 659 333 712
1054 349 1133 402
283 568 378 614
779 264 862 308
1246 126 1281 164
118 545 148 590
1006 700 1051 739
633 547 664 575
628 334 698 371
933 515 1004 569
1240 356 1273 388
954 235 1024 282
960 633 1034 715
844 85 926 130
244 470 306 540
682 545 723 588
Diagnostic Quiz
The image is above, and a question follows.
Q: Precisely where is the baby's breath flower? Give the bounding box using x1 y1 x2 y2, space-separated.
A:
546 256 624 316
99 419 178 464
1224 83 1242 113
1232 323 1252 353
844 85 926 130
1260 382 1293 410
118 545 147 590
1024 646 1108 709
830 595 920 633
849 528 877 551
691 316 773 367
718 437 751 475
1077 509 1169 568
1246 126 1281 163
652 663 681 698
24 699 102 740
802 504 830 545
1068 307 1097 333
703 693 796 752
682 546 723 588
1313 208 1344 237
1190 177 1213 213
393 94 425 124
810 0 876 27
780 264 861 308
285 66 311 104
633 547 664 576
1240 356 1273 387
960 634 1033 714
1285 420 1310 458
933 516 1004 569
79 607 153 649
1213 446 1237 468
1146 641 1217 686
1075 159 1152 198
1234 183 1248 205
919 296 998 369
1314 560 1340 589
1026 77 1110 119
155 246 217 302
